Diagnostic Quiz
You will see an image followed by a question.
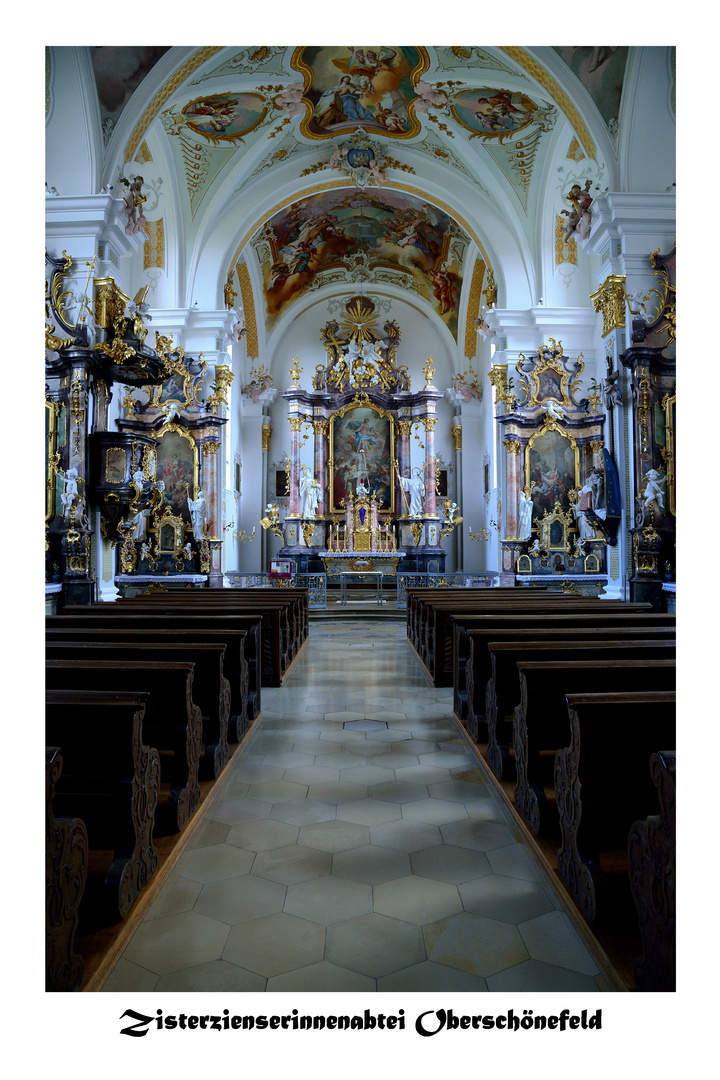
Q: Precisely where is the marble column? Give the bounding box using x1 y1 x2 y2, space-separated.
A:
288 417 303 517
396 421 412 517
503 437 523 540
313 420 329 518
199 436 223 585
423 417 438 518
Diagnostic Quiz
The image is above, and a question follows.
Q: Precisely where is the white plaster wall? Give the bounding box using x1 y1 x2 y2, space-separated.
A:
46 48 102 197
618 47 676 194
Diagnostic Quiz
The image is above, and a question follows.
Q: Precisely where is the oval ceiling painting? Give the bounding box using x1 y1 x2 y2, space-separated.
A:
451 88 539 141
181 93 268 144
293 47 429 139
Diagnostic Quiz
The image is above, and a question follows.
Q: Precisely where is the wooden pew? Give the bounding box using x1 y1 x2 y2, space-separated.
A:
45 689 159 922
419 594 652 686
46 746 88 992
555 690 676 924
46 641 231 779
67 600 287 687
406 587 544 655
46 660 202 835
453 612 675 723
47 615 258 719
484 639 676 778
628 750 676 992
122 587 309 668
512 658 676 834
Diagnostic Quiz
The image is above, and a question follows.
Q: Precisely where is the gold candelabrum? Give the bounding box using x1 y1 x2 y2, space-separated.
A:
422 357 436 387
468 525 491 542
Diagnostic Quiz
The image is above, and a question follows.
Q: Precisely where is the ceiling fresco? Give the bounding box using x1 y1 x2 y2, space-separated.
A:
251 188 468 335
292 47 429 139
79 45 635 343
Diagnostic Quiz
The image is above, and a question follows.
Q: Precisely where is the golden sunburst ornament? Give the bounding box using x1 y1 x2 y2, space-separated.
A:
340 296 379 343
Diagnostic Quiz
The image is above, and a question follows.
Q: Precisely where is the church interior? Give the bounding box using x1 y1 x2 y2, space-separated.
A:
43 45 677 999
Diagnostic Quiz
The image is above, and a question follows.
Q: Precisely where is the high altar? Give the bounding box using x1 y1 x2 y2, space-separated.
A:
271 296 456 578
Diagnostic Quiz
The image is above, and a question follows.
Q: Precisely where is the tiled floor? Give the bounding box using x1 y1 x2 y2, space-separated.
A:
101 618 610 993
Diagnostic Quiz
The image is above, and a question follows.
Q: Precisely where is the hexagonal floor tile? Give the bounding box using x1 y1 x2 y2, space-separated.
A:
370 819 443 853
440 819 515 852
173 843 255 884
284 875 373 925
486 842 548 881
155 959 266 993
518 910 599 975
247 780 310 803
340 764 397 786
269 799 337 826
423 912 529 978
486 958 601 992
307 781 368 804
223 912 325 978
122 910 231 976
410 844 492 885
326 912 425 978
314 751 367 769
336 799 402 826
100 958 159 992
282 764 341 785
332 844 411 885
266 961 376 992
417 751 474 770
373 875 462 925
298 819 370 853
429 778 489 803
252 844 332 884
185 819 230 851
459 874 555 924
143 874 202 921
225 817 299 852
193 873 286 925
368 780 430 804
209 796 272 826
377 960 488 993
344 719 388 732
401 799 469 826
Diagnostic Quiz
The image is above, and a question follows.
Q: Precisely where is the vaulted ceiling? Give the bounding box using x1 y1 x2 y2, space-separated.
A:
61 46 645 354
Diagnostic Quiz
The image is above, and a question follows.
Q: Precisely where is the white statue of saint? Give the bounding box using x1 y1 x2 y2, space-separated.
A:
517 490 533 540
187 488 207 540
397 469 424 517
299 467 321 518
572 503 597 540
132 507 150 541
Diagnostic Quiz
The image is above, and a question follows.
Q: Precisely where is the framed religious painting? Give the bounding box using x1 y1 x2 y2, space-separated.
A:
525 425 579 520
155 427 199 523
329 399 394 513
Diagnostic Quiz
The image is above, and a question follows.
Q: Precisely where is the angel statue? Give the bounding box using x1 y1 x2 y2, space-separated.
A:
603 369 623 408
642 469 666 515
541 399 565 421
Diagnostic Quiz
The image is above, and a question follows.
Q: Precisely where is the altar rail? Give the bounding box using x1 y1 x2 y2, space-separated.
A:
225 572 327 609
396 572 499 608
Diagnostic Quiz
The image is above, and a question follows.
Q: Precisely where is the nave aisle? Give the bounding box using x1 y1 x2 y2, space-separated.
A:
100 620 612 992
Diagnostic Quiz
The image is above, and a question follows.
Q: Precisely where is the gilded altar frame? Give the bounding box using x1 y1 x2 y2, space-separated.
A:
537 501 576 553
45 398 62 522
155 424 201 519
329 396 395 514
661 392 676 517
523 419 580 508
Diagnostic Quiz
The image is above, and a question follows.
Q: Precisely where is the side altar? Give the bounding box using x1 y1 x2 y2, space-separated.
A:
264 296 463 576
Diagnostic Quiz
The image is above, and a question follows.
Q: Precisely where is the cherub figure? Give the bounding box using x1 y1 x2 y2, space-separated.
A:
642 469 666 514
561 179 593 242
603 369 622 408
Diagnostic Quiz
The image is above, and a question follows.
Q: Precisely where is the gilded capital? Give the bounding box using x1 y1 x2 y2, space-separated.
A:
397 421 412 436
423 417 438 432
312 420 329 436
288 417 304 432
203 440 221 455
503 439 521 455
261 425 272 451
451 423 462 452
590 274 627 338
